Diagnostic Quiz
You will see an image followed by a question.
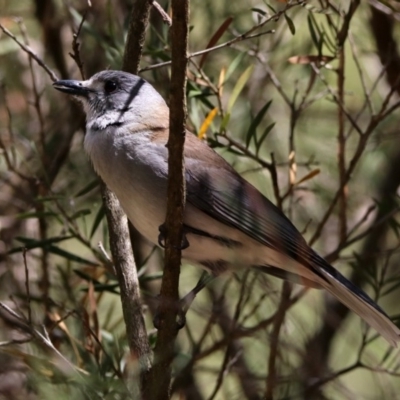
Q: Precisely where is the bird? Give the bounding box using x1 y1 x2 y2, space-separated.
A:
53 70 400 347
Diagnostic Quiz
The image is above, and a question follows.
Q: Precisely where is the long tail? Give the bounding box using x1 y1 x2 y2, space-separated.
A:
312 252 400 347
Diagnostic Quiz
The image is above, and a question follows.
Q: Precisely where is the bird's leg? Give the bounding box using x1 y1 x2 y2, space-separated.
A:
180 271 215 315
157 223 190 250
153 271 215 330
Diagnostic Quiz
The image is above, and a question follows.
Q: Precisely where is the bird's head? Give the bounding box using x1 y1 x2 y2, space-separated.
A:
53 70 168 130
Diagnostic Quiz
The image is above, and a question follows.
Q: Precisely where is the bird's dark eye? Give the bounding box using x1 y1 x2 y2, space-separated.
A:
104 80 117 93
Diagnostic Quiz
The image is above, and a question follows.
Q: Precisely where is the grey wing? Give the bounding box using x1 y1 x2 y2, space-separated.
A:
185 163 391 317
185 164 323 276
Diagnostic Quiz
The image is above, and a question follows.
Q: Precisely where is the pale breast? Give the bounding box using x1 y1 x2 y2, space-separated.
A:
84 127 169 244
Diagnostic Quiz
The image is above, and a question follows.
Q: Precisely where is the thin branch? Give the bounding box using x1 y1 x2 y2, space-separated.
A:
140 1 304 73
264 282 292 400
0 22 58 82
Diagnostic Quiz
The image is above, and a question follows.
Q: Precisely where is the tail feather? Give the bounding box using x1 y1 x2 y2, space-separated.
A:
313 254 400 347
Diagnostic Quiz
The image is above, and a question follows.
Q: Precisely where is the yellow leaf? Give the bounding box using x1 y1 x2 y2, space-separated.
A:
218 67 226 98
198 108 218 139
294 168 320 186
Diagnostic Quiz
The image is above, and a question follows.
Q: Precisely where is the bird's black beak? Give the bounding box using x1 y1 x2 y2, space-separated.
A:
53 79 90 97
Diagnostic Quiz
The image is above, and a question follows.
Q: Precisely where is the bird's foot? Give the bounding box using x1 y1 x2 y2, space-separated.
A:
158 223 190 250
153 297 186 331
153 272 215 331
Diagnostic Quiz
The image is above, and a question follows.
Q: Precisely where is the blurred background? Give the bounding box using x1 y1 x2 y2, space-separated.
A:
0 0 400 399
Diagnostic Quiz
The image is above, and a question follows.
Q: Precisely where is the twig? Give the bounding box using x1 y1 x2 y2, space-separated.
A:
0 22 58 82
139 1 304 73
69 9 88 80
264 282 291 400
141 30 275 73
152 1 172 26
22 249 32 324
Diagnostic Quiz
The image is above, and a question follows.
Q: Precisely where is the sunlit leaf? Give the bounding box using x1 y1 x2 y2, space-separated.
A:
227 65 254 113
288 55 334 65
198 108 218 139
294 168 321 186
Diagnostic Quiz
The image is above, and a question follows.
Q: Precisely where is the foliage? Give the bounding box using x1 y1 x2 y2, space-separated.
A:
0 0 400 399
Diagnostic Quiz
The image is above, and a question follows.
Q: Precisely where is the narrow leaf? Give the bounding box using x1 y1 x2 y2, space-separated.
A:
252 8 267 17
224 52 246 82
246 100 272 148
75 179 99 197
288 55 334 65
47 245 98 265
16 211 57 219
255 122 275 156
294 168 321 186
8 236 74 254
307 15 320 50
227 65 254 113
90 204 105 239
198 108 218 139
200 17 233 68
70 209 92 220
284 13 296 35
220 113 231 132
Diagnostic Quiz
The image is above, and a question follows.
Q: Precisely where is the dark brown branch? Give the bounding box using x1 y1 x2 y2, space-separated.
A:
264 282 291 400
146 0 189 398
122 0 154 74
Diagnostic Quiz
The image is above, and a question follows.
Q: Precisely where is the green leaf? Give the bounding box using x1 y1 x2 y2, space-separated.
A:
16 211 57 219
220 113 231 132
256 122 275 156
224 52 246 82
307 14 320 50
284 13 296 35
70 209 92 220
263 1 276 13
47 245 98 265
75 180 99 197
227 65 254 113
139 272 163 282
90 204 106 239
8 236 74 254
252 8 267 17
246 100 272 149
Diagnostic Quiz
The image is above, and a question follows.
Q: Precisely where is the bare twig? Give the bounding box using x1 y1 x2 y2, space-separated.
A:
153 1 172 26
140 1 304 73
69 9 88 80
0 22 58 81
